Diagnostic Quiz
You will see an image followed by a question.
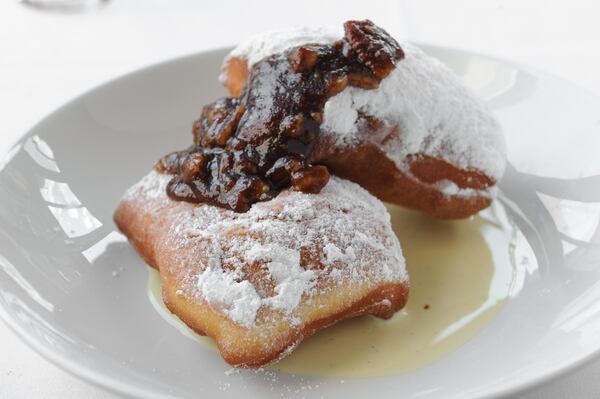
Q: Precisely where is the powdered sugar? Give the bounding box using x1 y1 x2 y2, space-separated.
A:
196 267 262 328
122 172 172 213
222 27 507 184
323 243 355 265
323 42 506 182
124 172 171 201
435 179 498 199
221 26 339 81
128 171 406 328
246 244 316 313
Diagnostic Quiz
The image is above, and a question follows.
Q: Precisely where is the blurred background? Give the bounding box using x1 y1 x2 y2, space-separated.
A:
1 0 599 397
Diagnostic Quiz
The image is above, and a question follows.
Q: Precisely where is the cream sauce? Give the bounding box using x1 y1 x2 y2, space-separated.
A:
147 201 516 377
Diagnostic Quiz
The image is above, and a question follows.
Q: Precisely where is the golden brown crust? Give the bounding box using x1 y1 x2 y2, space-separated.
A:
321 142 491 219
221 56 248 97
162 272 408 366
221 56 496 219
114 201 160 269
114 176 409 367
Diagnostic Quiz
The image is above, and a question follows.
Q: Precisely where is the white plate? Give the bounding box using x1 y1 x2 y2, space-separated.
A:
1 46 600 399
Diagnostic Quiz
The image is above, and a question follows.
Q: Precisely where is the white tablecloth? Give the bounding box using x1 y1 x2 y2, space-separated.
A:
1 1 599 397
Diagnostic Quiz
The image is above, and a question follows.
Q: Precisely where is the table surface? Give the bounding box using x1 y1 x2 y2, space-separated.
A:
1 0 600 397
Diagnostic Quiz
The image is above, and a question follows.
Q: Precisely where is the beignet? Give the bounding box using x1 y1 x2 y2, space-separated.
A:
114 172 409 366
220 25 506 218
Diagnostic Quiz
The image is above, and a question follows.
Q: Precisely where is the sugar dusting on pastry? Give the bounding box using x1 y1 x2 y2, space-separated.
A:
223 28 507 185
221 26 339 82
123 171 172 210
246 244 316 313
434 179 498 199
125 171 407 328
323 42 506 182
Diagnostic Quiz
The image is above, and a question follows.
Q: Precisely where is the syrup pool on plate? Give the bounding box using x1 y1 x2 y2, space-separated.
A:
147 201 517 377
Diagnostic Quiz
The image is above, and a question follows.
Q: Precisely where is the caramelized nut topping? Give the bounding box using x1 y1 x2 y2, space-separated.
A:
325 71 349 96
289 45 319 72
343 19 404 79
193 97 245 147
290 165 330 193
347 71 380 89
265 156 304 189
155 150 181 174
181 152 209 183
159 20 404 212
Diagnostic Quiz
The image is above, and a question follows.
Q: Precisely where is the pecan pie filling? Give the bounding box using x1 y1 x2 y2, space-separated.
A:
156 20 404 212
